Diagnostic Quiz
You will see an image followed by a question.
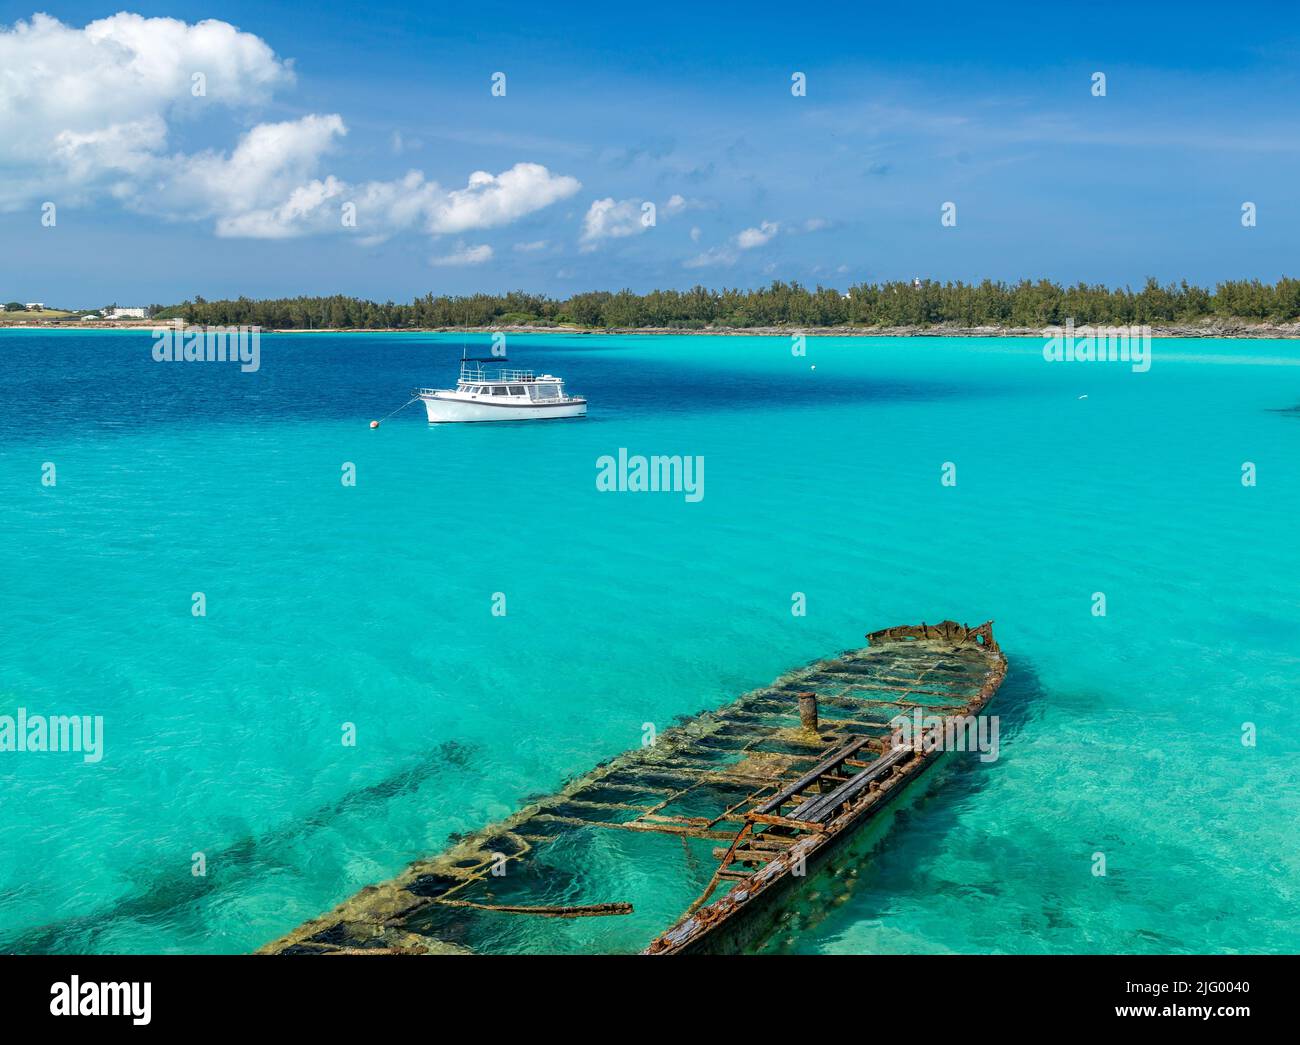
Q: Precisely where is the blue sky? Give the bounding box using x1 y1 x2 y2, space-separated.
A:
1 1 1298 306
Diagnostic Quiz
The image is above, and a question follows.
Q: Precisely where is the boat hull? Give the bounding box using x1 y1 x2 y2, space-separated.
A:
419 393 586 423
259 620 1006 957
644 622 1007 955
648 745 949 955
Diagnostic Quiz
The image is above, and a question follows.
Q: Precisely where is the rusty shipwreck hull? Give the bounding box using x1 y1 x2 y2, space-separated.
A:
646 735 950 954
644 620 1006 954
261 619 1006 956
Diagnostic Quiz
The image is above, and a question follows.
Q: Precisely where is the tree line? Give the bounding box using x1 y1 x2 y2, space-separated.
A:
153 278 1300 330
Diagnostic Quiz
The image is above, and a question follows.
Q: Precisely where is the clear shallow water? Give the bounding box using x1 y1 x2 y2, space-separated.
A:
1 329 1297 954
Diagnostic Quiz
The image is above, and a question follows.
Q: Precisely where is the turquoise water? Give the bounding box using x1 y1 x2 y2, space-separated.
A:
1 329 1297 954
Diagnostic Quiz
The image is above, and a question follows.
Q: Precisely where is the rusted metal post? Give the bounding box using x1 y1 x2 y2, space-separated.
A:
797 691 819 733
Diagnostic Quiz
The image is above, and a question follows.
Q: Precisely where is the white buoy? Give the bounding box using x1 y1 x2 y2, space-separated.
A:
370 420 380 428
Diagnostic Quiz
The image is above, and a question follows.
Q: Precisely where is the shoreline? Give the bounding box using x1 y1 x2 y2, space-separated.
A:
4 320 1300 338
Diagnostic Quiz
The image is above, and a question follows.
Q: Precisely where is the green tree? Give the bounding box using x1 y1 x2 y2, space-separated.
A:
157 278 1300 331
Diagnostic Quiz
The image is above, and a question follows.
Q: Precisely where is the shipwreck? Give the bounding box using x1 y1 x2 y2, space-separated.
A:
262 619 1008 956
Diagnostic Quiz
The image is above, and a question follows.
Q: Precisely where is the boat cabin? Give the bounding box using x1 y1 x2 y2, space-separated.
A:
456 379 566 401
455 364 567 402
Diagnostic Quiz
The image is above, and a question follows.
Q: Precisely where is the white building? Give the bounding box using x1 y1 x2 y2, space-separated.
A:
24 302 44 310
104 307 148 319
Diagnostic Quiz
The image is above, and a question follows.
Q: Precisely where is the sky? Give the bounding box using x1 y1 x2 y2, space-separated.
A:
1 1 1298 307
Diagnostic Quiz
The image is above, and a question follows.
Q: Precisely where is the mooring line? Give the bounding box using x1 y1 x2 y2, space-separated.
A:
370 396 420 428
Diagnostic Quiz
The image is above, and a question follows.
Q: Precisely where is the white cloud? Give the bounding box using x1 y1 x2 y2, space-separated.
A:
52 117 169 182
431 242 493 266
0 14 580 243
0 13 293 208
804 217 830 231
142 114 349 234
683 246 737 269
580 197 648 249
345 170 445 238
689 225 702 243
663 193 708 217
214 175 347 240
205 159 578 241
514 240 549 252
431 163 580 234
665 197 717 219
683 218 780 268
736 220 779 249
580 194 698 250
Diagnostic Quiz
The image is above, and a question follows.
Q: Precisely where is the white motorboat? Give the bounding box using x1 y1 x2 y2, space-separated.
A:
415 355 587 423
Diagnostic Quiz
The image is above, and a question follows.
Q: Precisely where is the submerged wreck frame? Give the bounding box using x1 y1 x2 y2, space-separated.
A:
262 619 1007 956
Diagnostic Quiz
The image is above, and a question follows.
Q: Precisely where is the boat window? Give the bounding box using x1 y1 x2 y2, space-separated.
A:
508 385 526 396
531 383 560 399
491 385 508 395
